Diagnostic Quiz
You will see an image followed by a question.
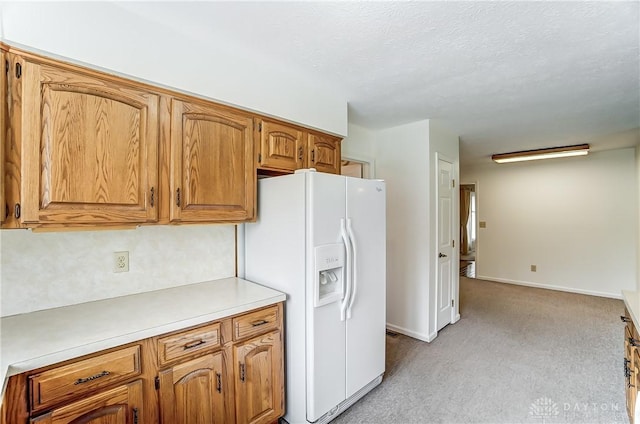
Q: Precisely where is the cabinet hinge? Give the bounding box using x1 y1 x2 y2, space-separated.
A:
4 60 8 74
258 122 262 132
15 62 21 79
258 153 262 163
154 376 160 390
149 187 155 208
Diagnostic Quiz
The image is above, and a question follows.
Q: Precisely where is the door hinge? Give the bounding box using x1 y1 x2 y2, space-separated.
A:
451 299 454 307
154 376 160 390
15 62 21 79
452 240 455 248
452 179 455 188
258 122 262 132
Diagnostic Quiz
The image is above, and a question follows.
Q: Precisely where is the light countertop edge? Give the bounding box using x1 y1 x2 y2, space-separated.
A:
622 290 640 330
1 277 286 405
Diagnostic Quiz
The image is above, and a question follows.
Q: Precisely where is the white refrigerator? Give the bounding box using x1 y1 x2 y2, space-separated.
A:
244 169 386 424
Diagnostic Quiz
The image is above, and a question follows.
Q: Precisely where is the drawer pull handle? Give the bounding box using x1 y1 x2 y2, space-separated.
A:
183 339 206 350
133 407 139 424
621 316 632 323
74 370 110 385
251 319 269 327
630 337 640 347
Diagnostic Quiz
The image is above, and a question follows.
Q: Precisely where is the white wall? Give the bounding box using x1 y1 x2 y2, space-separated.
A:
346 120 460 341
428 121 460 335
462 148 637 298
0 225 235 317
0 2 347 136
637 143 640 288
375 120 431 340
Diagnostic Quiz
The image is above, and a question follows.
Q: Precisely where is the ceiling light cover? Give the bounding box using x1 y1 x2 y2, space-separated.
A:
491 144 590 164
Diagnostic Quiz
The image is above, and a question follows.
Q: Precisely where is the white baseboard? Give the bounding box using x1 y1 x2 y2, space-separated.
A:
474 275 623 300
452 313 461 323
385 323 437 342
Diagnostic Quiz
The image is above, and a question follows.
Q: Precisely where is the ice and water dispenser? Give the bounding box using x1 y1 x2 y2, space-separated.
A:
313 244 345 307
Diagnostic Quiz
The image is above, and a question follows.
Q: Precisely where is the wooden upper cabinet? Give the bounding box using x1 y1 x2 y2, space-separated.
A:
308 132 341 174
1 48 6 223
257 119 304 172
20 59 159 225
170 99 255 222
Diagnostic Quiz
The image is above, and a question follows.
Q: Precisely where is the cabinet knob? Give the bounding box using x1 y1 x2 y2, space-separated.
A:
621 315 632 323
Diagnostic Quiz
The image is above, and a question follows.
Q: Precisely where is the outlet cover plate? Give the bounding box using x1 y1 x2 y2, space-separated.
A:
114 251 129 273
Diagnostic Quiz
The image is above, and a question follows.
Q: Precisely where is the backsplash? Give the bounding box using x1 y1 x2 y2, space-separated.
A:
0 225 236 317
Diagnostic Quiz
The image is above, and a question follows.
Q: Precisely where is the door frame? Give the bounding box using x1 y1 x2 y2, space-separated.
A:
434 152 459 334
460 180 479 278
341 154 376 179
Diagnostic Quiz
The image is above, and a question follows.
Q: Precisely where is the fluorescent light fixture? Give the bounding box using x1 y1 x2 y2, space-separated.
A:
491 144 590 164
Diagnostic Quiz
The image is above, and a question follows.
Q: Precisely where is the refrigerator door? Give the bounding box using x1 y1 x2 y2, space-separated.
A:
345 177 386 398
306 171 348 422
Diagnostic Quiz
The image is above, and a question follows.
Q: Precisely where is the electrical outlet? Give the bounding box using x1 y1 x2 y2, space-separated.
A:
531 264 537 272
114 251 129 273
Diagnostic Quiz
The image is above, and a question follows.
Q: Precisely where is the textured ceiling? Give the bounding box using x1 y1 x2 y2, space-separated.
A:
117 1 639 164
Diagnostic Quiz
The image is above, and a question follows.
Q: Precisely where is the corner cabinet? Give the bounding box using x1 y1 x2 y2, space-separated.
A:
19 57 160 225
169 99 255 223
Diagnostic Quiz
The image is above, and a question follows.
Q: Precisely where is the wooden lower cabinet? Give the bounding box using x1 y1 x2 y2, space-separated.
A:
234 331 283 424
158 352 229 424
30 380 143 424
624 309 639 423
1 303 284 424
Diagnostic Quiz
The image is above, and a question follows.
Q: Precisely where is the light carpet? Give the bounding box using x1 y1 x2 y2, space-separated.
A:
332 277 627 424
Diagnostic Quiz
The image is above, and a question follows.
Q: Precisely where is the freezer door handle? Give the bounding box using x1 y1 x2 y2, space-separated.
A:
346 218 358 320
340 218 352 321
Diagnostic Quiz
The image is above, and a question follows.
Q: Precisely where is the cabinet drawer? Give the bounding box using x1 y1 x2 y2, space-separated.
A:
233 305 280 341
29 345 141 412
157 322 221 366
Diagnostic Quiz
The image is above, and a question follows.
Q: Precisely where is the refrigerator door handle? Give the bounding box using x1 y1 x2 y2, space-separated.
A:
346 218 358 319
340 218 352 321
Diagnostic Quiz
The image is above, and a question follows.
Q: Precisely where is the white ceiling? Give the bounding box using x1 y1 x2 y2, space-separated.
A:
118 1 639 165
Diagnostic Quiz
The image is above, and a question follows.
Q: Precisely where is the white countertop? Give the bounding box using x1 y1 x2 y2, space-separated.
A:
0 277 285 404
623 290 640 329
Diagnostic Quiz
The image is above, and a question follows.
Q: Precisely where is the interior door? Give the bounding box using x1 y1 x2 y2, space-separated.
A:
345 177 386 398
437 157 454 331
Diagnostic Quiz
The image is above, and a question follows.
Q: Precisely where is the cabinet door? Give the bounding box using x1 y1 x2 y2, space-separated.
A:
308 132 341 174
258 120 304 172
158 352 229 424
1 48 6 223
170 99 255 222
234 331 283 424
30 380 143 424
20 60 159 225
